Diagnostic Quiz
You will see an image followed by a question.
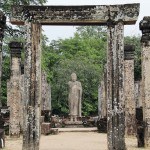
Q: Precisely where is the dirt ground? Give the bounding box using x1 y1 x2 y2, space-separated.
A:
4 132 149 150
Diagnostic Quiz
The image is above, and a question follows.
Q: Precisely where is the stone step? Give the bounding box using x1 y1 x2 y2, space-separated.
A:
54 127 98 132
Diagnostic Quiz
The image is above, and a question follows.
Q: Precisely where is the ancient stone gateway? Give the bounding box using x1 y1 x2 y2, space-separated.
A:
10 4 139 150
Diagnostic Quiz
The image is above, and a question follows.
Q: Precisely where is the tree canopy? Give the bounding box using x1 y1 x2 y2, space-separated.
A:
0 0 142 116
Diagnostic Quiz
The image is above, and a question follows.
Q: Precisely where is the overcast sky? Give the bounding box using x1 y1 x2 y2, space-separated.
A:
42 0 150 42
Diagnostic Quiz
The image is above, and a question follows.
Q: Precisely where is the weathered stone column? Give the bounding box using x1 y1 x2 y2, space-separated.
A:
135 81 142 108
0 11 6 107
98 65 107 118
98 80 105 118
41 72 51 111
23 22 41 150
20 64 24 132
107 21 125 150
140 16 150 148
124 45 136 136
8 42 22 137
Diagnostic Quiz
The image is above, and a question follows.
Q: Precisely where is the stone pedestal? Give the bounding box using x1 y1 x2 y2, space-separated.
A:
140 17 150 148
64 121 83 128
41 123 51 135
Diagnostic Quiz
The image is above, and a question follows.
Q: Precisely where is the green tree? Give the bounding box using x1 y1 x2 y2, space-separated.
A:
124 35 141 80
42 26 107 116
0 0 47 105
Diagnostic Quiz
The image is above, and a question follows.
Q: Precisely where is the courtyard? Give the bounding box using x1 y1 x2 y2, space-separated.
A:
4 131 149 150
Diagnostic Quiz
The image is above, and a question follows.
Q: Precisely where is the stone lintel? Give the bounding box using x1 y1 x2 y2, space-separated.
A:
9 42 23 58
140 17 150 43
124 45 135 60
10 3 140 25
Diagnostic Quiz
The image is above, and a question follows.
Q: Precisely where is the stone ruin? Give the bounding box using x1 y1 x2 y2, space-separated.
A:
1 2 150 150
41 72 52 135
41 72 51 112
7 42 23 137
97 16 150 149
9 3 140 150
5 2 150 150
124 45 136 136
6 42 52 137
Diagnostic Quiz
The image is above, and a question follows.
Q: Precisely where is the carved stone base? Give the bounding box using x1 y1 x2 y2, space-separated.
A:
41 123 51 135
64 121 83 128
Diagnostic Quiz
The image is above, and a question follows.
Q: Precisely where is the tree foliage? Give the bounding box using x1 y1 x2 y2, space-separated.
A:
0 0 47 15
0 0 47 106
124 35 141 80
42 26 107 116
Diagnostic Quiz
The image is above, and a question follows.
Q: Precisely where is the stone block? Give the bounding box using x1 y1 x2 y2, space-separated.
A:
41 123 51 135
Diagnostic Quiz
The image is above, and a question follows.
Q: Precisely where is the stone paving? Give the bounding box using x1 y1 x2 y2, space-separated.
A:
4 131 149 150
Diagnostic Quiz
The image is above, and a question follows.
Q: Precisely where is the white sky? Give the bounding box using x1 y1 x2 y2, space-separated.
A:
42 0 150 42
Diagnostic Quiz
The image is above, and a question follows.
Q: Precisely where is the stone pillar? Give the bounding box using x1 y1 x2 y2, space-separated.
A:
23 22 41 150
98 85 101 117
107 21 125 150
98 64 107 118
98 80 105 118
135 81 142 108
20 64 24 131
124 45 136 136
8 41 22 137
0 11 6 107
104 64 107 117
41 72 51 123
140 16 150 148
41 72 51 111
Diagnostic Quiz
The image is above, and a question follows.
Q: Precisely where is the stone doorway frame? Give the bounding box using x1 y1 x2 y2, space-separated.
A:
10 4 139 150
